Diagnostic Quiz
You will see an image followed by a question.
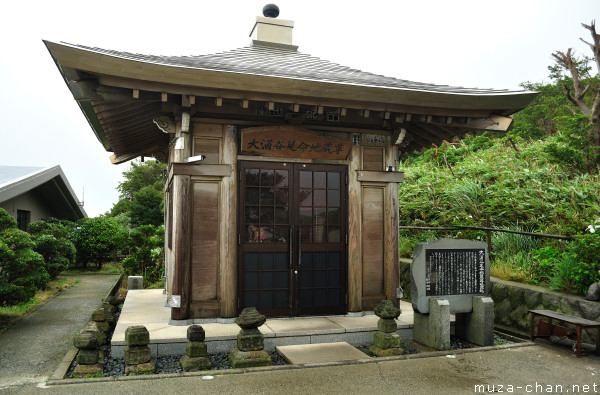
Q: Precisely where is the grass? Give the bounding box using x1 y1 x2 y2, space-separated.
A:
0 276 80 334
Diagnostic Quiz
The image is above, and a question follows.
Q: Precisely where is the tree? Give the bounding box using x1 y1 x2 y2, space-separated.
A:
28 218 77 278
0 209 49 305
111 160 166 227
550 21 600 165
73 216 125 269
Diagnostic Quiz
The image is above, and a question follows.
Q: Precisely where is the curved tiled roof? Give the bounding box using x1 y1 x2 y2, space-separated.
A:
65 43 519 96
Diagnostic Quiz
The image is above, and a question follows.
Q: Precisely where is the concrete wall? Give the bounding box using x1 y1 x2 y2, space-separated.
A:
491 277 600 344
0 191 54 223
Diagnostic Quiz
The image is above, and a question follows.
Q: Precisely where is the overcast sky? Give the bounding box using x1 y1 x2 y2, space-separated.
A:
0 0 598 217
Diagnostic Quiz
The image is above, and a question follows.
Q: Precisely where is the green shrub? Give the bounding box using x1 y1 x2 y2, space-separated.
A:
74 217 126 269
122 225 164 286
28 218 77 277
0 209 49 305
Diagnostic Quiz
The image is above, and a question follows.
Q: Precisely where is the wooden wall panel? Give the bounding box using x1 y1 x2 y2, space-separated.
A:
194 138 221 164
362 147 384 171
191 181 219 302
362 186 385 298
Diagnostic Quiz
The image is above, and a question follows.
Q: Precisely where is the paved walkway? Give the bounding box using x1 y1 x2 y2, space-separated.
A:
3 344 600 394
0 274 119 391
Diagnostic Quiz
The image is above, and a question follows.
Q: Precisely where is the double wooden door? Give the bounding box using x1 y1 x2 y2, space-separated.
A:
238 161 347 317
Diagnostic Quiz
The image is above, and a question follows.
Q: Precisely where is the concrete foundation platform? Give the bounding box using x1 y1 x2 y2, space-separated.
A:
276 342 370 364
111 290 419 358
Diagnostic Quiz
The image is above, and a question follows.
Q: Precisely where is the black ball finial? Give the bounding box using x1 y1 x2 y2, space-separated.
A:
262 4 279 18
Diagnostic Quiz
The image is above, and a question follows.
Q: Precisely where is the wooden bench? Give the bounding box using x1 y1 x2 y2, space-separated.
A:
529 309 600 358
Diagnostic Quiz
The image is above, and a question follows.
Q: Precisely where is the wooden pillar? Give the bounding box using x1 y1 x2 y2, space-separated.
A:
219 125 238 318
347 144 362 312
384 140 400 307
170 114 192 320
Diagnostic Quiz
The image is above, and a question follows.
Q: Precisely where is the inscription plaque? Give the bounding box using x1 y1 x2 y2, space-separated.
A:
411 239 489 314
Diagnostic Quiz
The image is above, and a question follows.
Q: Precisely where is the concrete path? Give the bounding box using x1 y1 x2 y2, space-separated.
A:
0 274 119 391
2 344 599 395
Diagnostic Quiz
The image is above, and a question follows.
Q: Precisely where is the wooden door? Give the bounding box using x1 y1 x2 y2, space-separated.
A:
238 161 347 317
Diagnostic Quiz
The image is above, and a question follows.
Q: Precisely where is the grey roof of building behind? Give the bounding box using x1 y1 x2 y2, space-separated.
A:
0 166 44 186
0 165 87 220
67 43 519 96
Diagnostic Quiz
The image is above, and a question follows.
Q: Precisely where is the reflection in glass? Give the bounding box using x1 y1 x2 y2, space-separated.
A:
260 169 274 186
314 172 326 188
275 207 288 224
246 187 259 204
299 171 312 188
274 189 289 206
327 227 341 243
246 169 259 185
260 207 274 224
299 189 312 206
328 172 340 189
313 190 326 206
299 208 312 225
275 170 289 187
327 208 340 224
327 189 340 207
260 188 274 205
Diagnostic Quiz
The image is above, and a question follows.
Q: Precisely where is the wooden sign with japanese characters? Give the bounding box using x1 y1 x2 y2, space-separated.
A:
241 126 351 160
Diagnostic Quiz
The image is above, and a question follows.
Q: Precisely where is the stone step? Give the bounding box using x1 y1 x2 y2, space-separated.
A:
276 342 370 364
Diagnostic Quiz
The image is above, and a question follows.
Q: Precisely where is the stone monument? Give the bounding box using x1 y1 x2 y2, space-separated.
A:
180 325 211 371
72 331 103 377
370 300 403 356
228 307 271 368
411 239 494 350
124 325 156 374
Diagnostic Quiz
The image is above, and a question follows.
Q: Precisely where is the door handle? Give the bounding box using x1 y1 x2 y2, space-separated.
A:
289 225 293 270
298 226 301 269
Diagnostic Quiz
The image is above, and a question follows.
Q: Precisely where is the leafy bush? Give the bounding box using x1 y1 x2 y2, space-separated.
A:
73 216 126 269
28 218 77 278
122 225 164 286
0 209 49 305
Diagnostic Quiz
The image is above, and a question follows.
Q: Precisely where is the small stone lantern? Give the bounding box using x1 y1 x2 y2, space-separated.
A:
228 307 271 368
370 300 404 356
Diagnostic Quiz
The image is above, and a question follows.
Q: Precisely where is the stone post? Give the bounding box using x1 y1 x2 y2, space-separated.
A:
180 325 211 370
228 307 271 368
73 331 103 376
91 308 109 337
413 298 451 350
370 300 403 356
124 325 155 374
455 296 494 346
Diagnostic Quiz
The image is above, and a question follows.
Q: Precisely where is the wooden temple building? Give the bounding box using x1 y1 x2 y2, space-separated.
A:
45 6 535 321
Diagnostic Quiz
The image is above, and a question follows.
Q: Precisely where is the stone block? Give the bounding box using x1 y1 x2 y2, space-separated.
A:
507 287 524 308
490 282 507 302
82 322 106 346
77 349 99 365
125 346 151 365
128 276 143 290
494 298 512 326
508 304 529 330
91 309 106 322
72 363 103 377
373 331 401 349
187 325 206 342
559 298 580 317
377 318 398 333
180 355 211 371
455 296 494 346
374 300 400 319
542 293 560 310
74 332 98 350
370 345 403 357
125 325 150 346
523 289 541 310
228 348 271 369
237 328 264 351
186 341 207 358
413 298 450 351
586 283 600 301
125 360 155 375
106 295 120 306
578 300 600 321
